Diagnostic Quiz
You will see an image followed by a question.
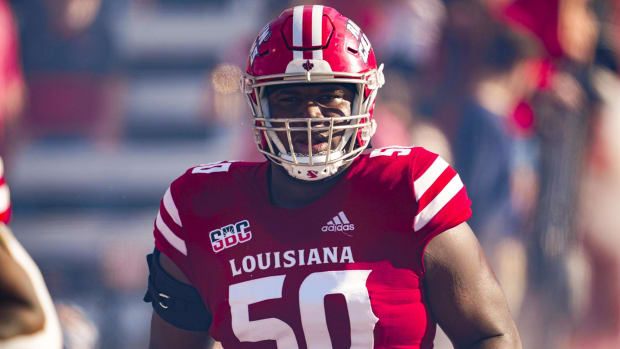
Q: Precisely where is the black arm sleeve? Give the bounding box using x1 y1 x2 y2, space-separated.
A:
143 248 212 331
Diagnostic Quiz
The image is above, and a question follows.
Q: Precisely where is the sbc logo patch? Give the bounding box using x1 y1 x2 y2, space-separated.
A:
210 220 252 253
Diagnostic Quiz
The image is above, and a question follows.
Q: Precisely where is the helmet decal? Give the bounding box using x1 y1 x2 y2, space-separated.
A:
302 60 314 71
249 24 271 66
345 19 371 64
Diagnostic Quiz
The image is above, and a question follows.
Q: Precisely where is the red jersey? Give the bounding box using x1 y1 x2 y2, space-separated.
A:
153 146 471 348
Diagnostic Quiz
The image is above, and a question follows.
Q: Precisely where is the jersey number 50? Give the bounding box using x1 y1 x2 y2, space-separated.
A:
228 270 378 348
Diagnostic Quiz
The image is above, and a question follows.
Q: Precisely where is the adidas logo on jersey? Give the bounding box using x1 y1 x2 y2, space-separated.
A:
322 211 355 233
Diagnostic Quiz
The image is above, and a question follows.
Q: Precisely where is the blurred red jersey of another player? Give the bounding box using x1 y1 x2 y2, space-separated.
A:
154 147 471 348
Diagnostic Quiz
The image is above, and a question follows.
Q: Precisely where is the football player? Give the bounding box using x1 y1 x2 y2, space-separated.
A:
145 6 521 349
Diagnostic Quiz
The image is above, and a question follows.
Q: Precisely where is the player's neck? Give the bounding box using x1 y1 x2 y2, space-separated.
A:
268 164 347 209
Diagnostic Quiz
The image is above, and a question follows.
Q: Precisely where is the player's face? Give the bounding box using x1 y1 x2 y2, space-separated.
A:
267 84 354 155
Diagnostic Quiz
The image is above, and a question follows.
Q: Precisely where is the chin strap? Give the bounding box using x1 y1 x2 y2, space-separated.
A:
282 159 344 181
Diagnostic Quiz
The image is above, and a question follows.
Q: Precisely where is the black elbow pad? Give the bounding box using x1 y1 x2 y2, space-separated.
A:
143 249 211 331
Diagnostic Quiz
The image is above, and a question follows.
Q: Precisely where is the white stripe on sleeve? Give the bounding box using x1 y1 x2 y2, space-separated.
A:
414 174 464 232
156 211 187 255
413 156 449 201
0 184 9 213
292 6 303 60
163 187 182 227
311 5 324 59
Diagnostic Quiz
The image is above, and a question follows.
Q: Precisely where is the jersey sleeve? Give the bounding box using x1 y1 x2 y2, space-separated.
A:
411 148 472 247
0 158 11 225
153 174 191 279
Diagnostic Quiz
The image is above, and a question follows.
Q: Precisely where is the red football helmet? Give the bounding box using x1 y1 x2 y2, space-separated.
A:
241 5 384 181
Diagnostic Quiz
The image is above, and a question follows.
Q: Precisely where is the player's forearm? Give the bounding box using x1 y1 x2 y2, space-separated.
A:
0 303 45 339
148 312 211 349
466 332 522 349
148 335 211 349
0 248 46 339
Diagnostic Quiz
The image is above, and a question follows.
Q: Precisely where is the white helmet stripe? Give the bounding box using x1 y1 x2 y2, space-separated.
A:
312 5 324 60
292 6 303 60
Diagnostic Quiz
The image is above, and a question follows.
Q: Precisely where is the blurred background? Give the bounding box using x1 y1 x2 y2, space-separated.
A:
1 0 619 348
